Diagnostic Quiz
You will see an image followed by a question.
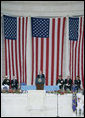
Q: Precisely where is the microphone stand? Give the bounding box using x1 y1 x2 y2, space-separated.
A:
56 93 60 117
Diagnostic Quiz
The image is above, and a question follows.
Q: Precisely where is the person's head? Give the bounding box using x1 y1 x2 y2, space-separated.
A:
58 75 62 79
69 76 71 79
67 76 71 80
76 76 80 80
77 93 81 101
78 97 80 101
13 76 16 80
5 75 8 79
39 70 42 75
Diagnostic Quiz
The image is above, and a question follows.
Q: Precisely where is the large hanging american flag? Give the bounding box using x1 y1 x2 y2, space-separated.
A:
3 15 28 87
69 17 84 88
31 17 66 85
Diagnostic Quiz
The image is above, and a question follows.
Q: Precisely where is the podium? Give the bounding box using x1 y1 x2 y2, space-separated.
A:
36 84 44 90
35 75 45 90
27 90 46 110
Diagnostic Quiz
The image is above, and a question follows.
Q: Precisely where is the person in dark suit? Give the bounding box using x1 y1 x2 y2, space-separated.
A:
74 76 81 92
68 77 73 90
64 78 68 91
2 75 10 86
60 77 64 90
35 70 45 90
2 75 10 91
56 75 64 89
11 76 18 90
64 76 72 91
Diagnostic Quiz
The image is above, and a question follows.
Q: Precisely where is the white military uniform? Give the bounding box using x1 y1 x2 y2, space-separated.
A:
76 93 84 116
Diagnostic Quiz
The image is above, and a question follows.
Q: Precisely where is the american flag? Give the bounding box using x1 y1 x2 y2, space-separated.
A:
31 17 66 85
3 15 28 87
69 17 84 88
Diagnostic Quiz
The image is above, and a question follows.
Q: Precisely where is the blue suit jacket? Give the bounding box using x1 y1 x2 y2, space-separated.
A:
35 74 45 85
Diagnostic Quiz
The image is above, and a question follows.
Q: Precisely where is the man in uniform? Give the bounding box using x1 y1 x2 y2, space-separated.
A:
64 76 72 91
56 75 64 90
76 93 84 116
1 75 10 91
74 76 81 92
35 70 45 90
2 75 10 86
11 76 18 90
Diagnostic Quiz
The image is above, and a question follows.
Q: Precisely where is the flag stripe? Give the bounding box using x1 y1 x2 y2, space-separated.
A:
32 37 34 85
38 38 41 74
36 38 38 78
6 40 9 78
25 17 28 84
34 38 36 85
56 18 61 82
78 17 82 77
18 17 22 83
74 41 77 80
53 18 58 85
15 40 18 82
13 41 16 78
61 17 66 78
69 41 71 76
51 19 55 85
59 18 62 76
20 18 23 83
5 40 7 75
81 24 84 88
81 18 84 88
72 41 74 82
46 38 49 85
40 38 44 72
43 38 46 85
8 40 11 86
11 40 15 76
10 41 12 80
22 17 24 83
48 18 52 85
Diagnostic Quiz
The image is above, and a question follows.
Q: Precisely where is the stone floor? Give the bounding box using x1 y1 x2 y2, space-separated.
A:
1 93 84 117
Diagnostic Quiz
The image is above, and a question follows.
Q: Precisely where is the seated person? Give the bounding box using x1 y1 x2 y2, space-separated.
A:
35 70 45 90
2 75 10 91
64 76 72 91
74 76 81 92
2 75 10 86
56 75 64 89
11 76 18 90
60 77 64 90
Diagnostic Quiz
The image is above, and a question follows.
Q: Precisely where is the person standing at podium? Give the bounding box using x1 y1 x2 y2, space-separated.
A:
35 70 45 90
